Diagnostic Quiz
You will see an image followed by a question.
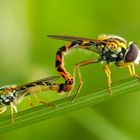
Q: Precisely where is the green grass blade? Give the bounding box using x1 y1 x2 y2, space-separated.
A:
0 78 140 134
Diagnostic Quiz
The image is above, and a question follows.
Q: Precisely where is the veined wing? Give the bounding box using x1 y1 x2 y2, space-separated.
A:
17 76 60 90
48 35 100 43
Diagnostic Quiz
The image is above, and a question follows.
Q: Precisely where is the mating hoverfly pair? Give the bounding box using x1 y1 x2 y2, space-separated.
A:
1 34 140 122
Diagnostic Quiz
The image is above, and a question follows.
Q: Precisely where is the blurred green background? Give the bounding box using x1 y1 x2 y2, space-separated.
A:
0 0 140 140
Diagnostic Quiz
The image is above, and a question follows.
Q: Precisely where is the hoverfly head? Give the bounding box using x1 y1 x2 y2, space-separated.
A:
124 42 140 64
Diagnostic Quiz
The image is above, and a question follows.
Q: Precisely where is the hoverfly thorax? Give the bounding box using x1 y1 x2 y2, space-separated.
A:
124 42 140 64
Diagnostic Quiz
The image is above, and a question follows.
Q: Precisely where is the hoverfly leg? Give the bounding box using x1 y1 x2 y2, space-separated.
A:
27 96 35 108
0 106 7 114
72 59 99 102
33 94 56 108
10 102 14 123
127 64 140 80
66 91 71 97
115 62 140 80
104 64 112 96
131 64 140 80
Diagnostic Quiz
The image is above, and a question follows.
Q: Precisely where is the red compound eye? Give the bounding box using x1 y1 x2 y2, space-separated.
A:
125 42 139 62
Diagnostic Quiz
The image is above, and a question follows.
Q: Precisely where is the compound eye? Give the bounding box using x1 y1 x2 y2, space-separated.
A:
125 42 139 62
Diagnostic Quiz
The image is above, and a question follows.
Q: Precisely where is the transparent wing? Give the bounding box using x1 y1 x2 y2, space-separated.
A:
48 35 100 42
17 76 60 89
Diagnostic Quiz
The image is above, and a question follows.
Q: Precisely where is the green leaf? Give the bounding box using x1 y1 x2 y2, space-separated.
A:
0 78 139 134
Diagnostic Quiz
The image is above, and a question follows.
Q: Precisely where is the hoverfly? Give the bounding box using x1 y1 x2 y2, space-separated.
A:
48 34 140 100
0 76 60 122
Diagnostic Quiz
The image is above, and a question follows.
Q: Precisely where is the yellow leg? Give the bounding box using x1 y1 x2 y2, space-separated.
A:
17 91 29 104
104 64 112 96
33 94 56 108
10 103 14 123
0 106 7 114
115 62 140 80
26 86 55 107
10 102 18 123
71 59 99 101
115 62 132 67
116 62 133 76
131 64 140 80
128 65 133 76
27 96 35 108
